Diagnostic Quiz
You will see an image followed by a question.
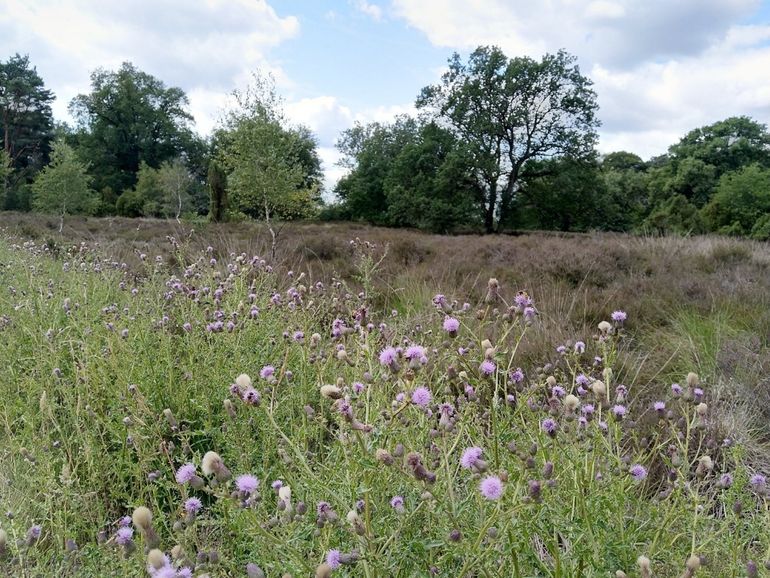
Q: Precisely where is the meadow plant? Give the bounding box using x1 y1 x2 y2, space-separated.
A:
0 234 769 576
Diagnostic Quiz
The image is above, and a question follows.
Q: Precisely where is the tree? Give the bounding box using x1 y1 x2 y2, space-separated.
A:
335 116 421 224
0 54 55 202
416 46 600 232
31 139 97 216
516 156 605 231
208 159 228 222
217 75 322 222
701 164 770 236
157 158 194 221
0 149 11 208
69 62 197 195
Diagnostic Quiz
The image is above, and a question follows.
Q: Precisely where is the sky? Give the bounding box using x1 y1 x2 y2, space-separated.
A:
2 0 770 194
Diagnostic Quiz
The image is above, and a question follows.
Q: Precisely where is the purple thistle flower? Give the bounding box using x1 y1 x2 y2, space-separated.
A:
479 359 496 376
551 386 566 398
509 368 525 383
611 310 627 322
272 480 283 491
576 374 590 386
541 418 558 436
750 473 767 491
236 474 259 494
574 341 586 354
460 447 484 469
629 464 647 482
479 476 504 500
719 473 734 488
404 345 427 363
352 382 365 394
184 497 202 514
612 405 627 418
411 387 432 407
671 383 682 396
443 317 460 333
654 401 666 412
259 366 275 380
581 404 595 416
115 526 133 545
390 495 405 512
556 345 567 354
379 347 398 366
327 549 341 570
176 463 196 484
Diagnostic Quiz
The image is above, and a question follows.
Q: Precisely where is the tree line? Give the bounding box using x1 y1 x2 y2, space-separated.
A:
2 49 770 239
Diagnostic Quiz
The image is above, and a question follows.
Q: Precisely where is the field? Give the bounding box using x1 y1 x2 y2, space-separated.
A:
1 212 770 577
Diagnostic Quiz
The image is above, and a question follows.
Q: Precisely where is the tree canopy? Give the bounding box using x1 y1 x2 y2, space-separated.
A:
69 62 198 196
31 139 97 215
416 46 600 232
0 54 55 207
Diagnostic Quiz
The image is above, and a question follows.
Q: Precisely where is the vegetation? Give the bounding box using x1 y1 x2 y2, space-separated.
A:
2 48 770 237
1 219 770 577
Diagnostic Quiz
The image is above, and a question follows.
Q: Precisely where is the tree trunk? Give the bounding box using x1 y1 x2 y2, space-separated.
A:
484 176 498 234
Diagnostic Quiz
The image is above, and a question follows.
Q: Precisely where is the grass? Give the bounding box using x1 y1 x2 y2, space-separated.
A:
0 214 769 576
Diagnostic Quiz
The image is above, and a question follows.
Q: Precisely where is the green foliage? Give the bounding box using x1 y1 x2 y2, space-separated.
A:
600 154 649 232
0 149 11 208
417 46 600 232
31 139 97 215
515 157 606 231
217 75 322 220
701 164 770 236
0 53 55 201
1 236 769 576
643 194 703 234
69 62 199 196
157 158 195 220
750 213 770 241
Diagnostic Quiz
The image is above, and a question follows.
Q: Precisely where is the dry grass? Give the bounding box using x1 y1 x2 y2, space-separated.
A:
2 211 769 456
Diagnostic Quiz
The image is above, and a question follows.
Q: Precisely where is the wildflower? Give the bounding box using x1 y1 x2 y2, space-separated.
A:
556 345 567 355
509 368 524 383
327 549 341 570
541 418 558 437
235 374 252 389
236 474 259 495
551 386 566 398
479 476 504 500
460 447 484 470
686 372 700 388
443 317 460 336
718 473 734 488
611 310 627 322
321 385 343 399
404 345 427 366
598 320 612 333
574 341 586 353
654 401 666 412
411 387 432 407
175 463 197 484
259 365 275 380
575 373 590 386
564 394 580 411
184 497 202 514
379 347 399 369
629 464 647 482
390 495 405 513
750 473 767 493
591 380 606 397
479 359 496 376
671 383 683 396
115 526 133 546
612 405 627 418
201 451 231 481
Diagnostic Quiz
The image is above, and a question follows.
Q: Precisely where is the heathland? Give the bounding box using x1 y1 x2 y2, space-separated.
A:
1 214 770 577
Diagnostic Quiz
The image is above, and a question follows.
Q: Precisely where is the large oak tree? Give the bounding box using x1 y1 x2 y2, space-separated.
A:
417 46 600 232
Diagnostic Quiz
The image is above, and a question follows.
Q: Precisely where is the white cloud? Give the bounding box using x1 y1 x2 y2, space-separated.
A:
353 1 384 21
392 0 770 158
0 0 299 131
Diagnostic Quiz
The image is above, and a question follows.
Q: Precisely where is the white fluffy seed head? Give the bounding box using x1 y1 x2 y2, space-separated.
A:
598 320 612 333
564 395 580 411
546 376 557 387
686 372 700 388
696 402 708 416
591 380 606 397
320 385 342 399
637 555 651 571
235 374 252 389
132 506 153 531
278 486 291 501
147 548 167 569
686 554 701 571
201 451 223 476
